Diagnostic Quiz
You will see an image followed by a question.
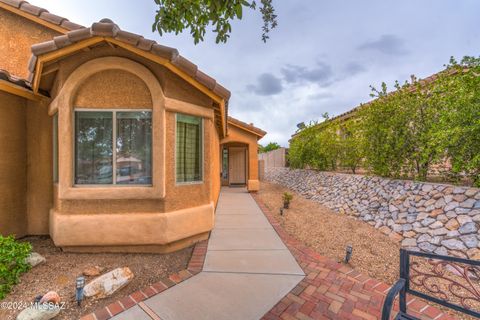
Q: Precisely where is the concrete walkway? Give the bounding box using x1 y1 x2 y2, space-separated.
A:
111 187 304 320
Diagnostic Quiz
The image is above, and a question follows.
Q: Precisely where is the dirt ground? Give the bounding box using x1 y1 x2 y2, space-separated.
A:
0 236 192 320
257 182 402 285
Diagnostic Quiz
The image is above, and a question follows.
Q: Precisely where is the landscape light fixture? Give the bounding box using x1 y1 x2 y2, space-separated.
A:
345 245 353 264
280 208 284 216
76 276 85 306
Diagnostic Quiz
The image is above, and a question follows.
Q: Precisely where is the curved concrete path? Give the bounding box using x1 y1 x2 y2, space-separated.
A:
112 187 304 320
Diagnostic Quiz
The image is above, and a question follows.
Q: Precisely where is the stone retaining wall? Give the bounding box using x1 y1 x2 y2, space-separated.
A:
264 168 480 259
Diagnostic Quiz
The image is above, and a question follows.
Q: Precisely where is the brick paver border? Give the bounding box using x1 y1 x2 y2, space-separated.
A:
80 240 209 320
251 194 456 320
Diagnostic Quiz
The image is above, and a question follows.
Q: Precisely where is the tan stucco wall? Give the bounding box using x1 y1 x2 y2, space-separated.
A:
46 56 218 251
74 69 152 108
0 8 61 78
221 124 260 191
26 99 53 235
0 92 27 237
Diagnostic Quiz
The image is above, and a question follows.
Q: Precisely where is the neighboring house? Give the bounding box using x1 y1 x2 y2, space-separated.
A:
0 0 265 253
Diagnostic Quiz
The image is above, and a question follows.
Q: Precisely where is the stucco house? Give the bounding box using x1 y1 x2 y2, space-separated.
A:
0 0 265 253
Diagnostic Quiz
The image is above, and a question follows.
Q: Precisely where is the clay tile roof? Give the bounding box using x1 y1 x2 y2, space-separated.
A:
228 116 266 137
0 69 30 89
0 0 84 31
29 19 231 101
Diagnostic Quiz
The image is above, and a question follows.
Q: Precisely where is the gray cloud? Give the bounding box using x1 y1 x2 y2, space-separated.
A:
308 92 333 101
344 62 367 76
281 62 333 86
247 73 283 96
358 34 409 55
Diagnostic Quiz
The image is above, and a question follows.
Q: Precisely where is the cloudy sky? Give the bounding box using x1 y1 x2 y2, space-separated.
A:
33 0 480 145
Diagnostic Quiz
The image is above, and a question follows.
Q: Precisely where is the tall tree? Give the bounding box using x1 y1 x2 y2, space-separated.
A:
152 0 277 44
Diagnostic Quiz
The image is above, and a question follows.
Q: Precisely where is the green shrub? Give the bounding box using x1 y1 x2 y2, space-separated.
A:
0 235 32 299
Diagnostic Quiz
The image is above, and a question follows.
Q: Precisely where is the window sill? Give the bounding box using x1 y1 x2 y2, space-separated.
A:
175 181 204 186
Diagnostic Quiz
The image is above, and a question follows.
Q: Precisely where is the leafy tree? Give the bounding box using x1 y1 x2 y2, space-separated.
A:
259 142 281 153
338 119 363 174
152 0 277 44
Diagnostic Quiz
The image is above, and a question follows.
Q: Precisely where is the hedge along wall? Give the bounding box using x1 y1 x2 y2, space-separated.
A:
289 57 480 186
265 167 480 259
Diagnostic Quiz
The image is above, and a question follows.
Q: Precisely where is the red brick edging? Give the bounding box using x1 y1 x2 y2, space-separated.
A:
251 194 455 320
80 240 209 320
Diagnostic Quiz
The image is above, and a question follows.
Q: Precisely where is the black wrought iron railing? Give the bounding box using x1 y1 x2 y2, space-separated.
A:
382 249 480 319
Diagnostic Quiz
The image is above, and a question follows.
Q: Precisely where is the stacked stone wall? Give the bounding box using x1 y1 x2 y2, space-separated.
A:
265 168 480 259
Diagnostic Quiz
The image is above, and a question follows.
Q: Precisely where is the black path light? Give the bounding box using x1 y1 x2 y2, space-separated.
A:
76 276 85 306
345 245 353 264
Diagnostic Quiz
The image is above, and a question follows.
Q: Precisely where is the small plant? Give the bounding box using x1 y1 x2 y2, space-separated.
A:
0 235 32 299
282 192 293 209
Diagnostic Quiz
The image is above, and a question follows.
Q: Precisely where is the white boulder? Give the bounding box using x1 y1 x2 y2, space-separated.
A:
84 267 134 299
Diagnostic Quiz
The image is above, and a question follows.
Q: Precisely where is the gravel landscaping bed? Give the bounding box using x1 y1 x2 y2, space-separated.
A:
257 181 401 284
0 236 192 320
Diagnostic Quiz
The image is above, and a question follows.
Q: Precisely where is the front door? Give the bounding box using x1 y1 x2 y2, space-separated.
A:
229 147 246 185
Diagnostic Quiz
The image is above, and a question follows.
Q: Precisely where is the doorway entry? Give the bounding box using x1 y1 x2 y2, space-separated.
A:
228 147 247 185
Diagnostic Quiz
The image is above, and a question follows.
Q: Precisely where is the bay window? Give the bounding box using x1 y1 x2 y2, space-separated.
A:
74 110 152 185
176 114 203 183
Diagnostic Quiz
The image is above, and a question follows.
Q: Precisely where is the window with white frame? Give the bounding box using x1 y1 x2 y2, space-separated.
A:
74 110 152 185
176 113 203 183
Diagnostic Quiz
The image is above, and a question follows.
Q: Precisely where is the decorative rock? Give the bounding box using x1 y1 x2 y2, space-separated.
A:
434 198 446 208
432 228 448 236
84 267 134 299
379 226 391 235
16 305 60 320
441 239 467 250
422 185 433 192
460 199 476 208
418 242 437 253
417 234 432 243
459 222 477 235
444 202 459 212
452 187 465 194
456 215 472 225
428 221 443 229
434 246 448 256
403 231 416 238
429 209 443 217
445 219 459 231
467 248 480 260
429 236 442 245
446 230 460 238
460 235 478 249
475 200 480 209
401 238 417 247
83 266 105 277
17 291 61 320
389 232 403 242
421 217 435 227
465 188 478 197
25 252 46 268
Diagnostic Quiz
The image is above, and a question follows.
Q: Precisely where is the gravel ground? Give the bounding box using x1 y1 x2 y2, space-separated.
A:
257 182 402 284
0 236 192 320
